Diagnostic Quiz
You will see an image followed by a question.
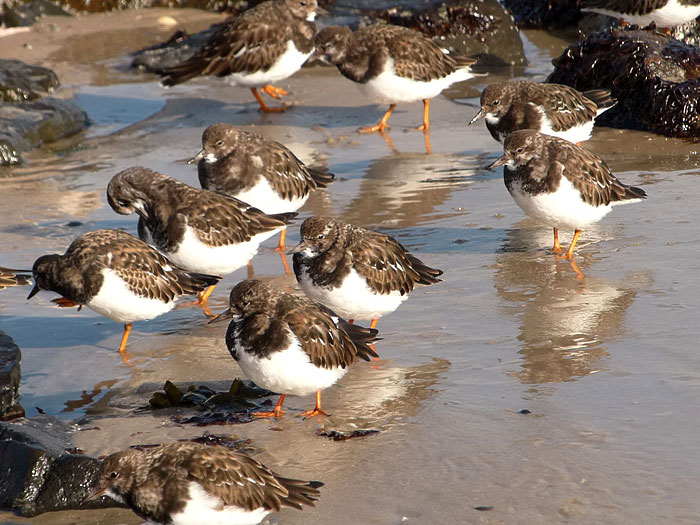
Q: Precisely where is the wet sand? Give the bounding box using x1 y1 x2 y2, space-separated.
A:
1 10 700 525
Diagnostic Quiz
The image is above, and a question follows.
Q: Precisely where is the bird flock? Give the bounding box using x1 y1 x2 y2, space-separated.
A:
13 0 678 522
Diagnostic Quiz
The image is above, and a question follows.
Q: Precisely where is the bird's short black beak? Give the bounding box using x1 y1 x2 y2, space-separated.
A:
82 484 107 504
487 154 509 170
27 283 40 300
469 108 484 125
188 149 206 165
287 241 307 255
208 308 234 324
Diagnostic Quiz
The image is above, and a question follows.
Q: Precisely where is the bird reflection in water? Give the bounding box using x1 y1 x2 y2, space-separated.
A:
341 151 479 230
495 224 650 387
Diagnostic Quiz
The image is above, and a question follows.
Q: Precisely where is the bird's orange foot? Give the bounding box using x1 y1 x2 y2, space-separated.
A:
252 409 286 419
52 297 81 309
301 408 329 419
359 122 390 134
261 85 289 99
551 246 564 255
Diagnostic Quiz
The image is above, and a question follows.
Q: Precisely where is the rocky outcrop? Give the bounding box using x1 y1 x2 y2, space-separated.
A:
548 27 700 137
500 0 580 29
0 60 88 165
0 0 255 26
0 415 121 516
368 0 526 66
0 332 22 421
131 22 223 74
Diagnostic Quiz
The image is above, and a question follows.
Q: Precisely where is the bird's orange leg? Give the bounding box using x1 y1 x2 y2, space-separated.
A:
197 285 216 305
359 104 396 133
370 319 378 329
118 323 133 363
564 229 583 259
301 390 328 418
253 394 287 418
261 85 289 99
417 99 430 131
197 284 218 317
251 88 289 113
275 227 287 252
247 260 254 279
552 227 564 254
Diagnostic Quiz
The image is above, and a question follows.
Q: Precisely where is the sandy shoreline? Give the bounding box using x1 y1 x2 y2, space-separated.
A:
2 7 700 525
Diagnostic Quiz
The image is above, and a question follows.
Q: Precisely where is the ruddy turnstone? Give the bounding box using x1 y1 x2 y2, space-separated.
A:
191 123 334 248
290 216 443 329
487 130 647 259
27 229 219 358
580 0 700 28
212 279 378 418
86 442 322 525
470 81 617 144
107 167 294 309
312 24 477 132
160 0 319 112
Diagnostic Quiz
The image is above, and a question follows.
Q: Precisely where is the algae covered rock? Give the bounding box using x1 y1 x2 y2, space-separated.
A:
548 27 700 137
0 60 88 165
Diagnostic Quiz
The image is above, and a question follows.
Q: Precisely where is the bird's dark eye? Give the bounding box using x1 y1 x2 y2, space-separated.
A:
317 234 324 240
493 100 500 106
118 200 129 207
516 148 523 153
300 1 307 5
110 471 119 479
216 140 224 146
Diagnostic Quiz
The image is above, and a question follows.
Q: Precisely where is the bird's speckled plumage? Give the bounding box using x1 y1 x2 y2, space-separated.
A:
195 123 334 204
107 167 294 253
93 442 322 525
313 24 475 84
580 0 700 27
473 81 616 143
160 0 318 86
28 229 218 307
222 279 378 368
496 130 646 208
292 216 442 296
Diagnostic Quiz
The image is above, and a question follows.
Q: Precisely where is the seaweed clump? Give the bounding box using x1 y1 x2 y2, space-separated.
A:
548 26 700 137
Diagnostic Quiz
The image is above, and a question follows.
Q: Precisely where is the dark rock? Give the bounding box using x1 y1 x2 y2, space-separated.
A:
0 415 123 516
548 27 700 137
0 59 58 102
0 0 72 28
0 97 88 165
131 22 223 74
368 0 526 66
501 0 580 30
0 59 88 165
1 0 256 25
0 331 22 421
